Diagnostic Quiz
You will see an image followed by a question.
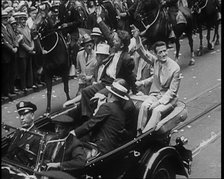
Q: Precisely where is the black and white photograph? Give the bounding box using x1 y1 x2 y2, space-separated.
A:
1 0 221 178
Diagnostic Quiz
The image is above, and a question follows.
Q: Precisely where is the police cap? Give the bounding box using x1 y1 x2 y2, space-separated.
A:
16 101 37 115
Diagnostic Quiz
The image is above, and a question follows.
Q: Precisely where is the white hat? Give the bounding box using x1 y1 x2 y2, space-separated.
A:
4 7 14 13
96 44 110 55
91 27 102 36
106 82 129 100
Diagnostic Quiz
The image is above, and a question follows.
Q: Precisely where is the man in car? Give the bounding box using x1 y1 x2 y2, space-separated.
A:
5 101 42 167
44 115 87 170
45 80 134 171
79 8 137 122
131 25 181 134
70 80 132 154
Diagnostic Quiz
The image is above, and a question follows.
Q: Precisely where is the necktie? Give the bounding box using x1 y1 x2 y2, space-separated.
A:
51 141 63 161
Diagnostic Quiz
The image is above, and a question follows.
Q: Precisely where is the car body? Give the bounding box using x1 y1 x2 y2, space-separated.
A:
1 96 192 179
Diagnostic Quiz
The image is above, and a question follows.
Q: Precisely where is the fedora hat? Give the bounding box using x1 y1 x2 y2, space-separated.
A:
4 7 14 13
9 17 17 24
106 81 129 100
96 43 110 55
1 10 8 18
81 34 94 46
28 6 38 14
91 27 102 37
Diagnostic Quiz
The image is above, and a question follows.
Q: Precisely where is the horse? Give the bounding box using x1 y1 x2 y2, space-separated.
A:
133 0 195 65
32 8 70 115
191 0 220 56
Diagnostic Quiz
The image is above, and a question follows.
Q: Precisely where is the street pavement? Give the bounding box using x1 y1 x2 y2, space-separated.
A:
1 27 221 178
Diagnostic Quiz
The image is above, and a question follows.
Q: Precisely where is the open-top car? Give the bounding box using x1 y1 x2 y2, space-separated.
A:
2 95 192 179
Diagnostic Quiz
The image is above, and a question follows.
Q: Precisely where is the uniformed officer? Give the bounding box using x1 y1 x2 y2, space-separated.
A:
5 101 42 167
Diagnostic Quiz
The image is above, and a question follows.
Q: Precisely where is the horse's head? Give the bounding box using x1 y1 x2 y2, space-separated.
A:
134 0 160 20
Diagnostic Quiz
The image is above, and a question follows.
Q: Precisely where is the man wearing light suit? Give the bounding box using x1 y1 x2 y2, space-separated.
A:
132 25 181 134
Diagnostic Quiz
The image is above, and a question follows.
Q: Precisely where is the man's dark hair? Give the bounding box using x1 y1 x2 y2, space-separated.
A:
117 30 131 52
151 41 166 53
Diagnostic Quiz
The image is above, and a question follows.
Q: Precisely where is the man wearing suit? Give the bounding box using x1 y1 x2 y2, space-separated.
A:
46 80 134 171
5 101 42 167
132 25 181 134
1 11 18 99
72 81 131 154
17 12 35 92
44 115 87 170
56 0 82 73
79 12 137 120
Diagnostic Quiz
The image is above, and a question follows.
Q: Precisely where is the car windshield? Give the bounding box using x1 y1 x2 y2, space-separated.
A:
2 126 43 171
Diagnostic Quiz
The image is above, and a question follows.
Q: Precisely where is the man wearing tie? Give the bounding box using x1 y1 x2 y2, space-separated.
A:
5 101 41 167
132 25 181 134
79 11 137 121
44 115 87 170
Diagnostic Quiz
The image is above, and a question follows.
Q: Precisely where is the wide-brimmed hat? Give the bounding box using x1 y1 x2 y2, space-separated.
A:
1 10 8 18
106 82 129 100
13 11 27 19
28 6 38 14
91 27 102 37
9 17 17 24
16 101 37 115
81 34 94 46
4 7 14 13
52 114 74 126
96 43 110 55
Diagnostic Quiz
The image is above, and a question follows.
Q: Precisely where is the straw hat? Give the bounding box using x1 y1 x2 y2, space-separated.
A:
106 82 129 100
80 34 94 46
91 27 102 37
96 43 110 55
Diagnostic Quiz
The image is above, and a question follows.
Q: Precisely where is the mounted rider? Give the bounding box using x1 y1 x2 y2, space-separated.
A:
55 0 82 67
161 0 191 39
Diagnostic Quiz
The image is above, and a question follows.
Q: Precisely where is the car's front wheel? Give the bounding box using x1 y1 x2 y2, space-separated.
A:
145 159 176 179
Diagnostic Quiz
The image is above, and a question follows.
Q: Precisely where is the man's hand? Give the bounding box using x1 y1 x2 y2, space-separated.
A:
135 81 144 87
91 93 106 102
96 6 103 23
61 23 68 28
12 47 18 53
93 96 107 115
136 91 144 96
150 101 161 110
46 162 60 169
130 24 140 39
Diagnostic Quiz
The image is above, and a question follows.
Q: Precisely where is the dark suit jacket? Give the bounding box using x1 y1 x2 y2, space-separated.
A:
43 134 87 170
75 101 127 154
98 20 138 94
1 24 18 63
6 126 42 166
57 1 82 35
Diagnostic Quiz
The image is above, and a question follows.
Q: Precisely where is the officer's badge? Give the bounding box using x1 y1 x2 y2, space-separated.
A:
19 102 24 107
68 10 71 16
25 144 30 151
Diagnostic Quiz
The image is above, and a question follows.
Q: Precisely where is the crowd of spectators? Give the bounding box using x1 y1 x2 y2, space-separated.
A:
1 0 154 103
1 0 50 102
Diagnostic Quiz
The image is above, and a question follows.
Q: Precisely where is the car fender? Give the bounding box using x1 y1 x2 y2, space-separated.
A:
140 146 188 179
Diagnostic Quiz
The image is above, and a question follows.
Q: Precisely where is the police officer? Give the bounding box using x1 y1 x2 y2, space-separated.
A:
5 101 42 167
55 0 82 71
56 0 82 42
